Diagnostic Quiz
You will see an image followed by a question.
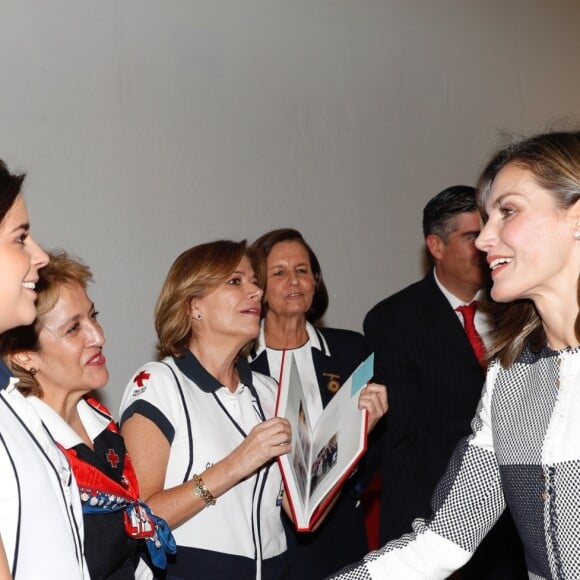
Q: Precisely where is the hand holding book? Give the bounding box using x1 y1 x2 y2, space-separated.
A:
276 353 386 531
229 417 292 478
358 382 388 433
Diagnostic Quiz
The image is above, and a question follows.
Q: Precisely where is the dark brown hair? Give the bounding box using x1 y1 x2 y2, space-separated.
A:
0 159 25 227
422 185 477 241
251 228 329 325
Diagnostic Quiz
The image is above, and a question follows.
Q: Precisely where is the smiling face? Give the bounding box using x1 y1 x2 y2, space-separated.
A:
0 195 49 333
24 282 108 400
475 163 579 304
192 256 263 348
264 240 316 320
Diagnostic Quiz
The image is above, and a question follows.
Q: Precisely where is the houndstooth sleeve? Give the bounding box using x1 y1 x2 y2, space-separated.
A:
329 362 505 579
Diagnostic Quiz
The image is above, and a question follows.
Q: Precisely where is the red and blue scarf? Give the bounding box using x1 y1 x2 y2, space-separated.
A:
60 398 175 569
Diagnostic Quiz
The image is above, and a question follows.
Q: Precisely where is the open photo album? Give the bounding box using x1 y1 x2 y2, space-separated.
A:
276 352 374 531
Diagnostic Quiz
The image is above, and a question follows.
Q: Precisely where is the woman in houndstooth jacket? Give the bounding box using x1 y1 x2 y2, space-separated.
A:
330 130 580 580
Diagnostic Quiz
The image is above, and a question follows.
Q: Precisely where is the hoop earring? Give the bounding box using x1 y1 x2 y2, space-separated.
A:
195 313 203 321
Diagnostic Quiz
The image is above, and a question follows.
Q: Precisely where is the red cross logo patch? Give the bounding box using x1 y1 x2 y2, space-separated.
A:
106 448 120 468
133 371 150 388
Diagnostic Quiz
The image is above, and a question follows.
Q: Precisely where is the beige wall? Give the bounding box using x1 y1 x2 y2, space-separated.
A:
1 0 579 413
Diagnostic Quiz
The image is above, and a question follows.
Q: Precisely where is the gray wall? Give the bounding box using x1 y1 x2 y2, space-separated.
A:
1 1 579 414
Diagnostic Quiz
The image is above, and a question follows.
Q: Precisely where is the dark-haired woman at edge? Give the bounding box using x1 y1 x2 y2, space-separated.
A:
0 160 88 579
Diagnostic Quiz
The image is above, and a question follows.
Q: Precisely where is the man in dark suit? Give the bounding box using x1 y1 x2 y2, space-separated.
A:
364 185 525 578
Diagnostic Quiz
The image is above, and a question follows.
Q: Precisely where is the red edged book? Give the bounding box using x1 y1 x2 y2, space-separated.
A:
275 352 374 531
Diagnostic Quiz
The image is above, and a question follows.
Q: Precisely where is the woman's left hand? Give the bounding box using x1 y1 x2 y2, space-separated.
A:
358 382 388 433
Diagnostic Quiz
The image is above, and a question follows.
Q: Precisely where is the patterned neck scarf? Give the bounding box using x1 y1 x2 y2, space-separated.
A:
60 398 175 569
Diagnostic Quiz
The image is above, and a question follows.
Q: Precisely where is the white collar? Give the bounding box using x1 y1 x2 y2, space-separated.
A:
27 397 110 450
250 320 329 360
5 376 20 394
433 268 485 310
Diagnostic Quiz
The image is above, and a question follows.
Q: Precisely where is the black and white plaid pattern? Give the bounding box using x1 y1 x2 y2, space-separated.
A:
329 345 580 579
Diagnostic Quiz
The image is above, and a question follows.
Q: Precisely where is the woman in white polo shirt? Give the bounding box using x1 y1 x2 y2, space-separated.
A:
0 159 88 579
120 240 293 579
1 250 175 579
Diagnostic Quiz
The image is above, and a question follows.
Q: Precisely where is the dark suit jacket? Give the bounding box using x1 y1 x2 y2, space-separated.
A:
250 325 371 580
364 270 526 579
364 270 486 541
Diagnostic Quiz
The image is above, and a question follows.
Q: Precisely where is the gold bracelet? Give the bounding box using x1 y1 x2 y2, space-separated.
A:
191 473 216 507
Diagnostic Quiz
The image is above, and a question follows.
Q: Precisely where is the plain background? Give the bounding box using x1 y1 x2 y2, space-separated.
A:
1 0 579 414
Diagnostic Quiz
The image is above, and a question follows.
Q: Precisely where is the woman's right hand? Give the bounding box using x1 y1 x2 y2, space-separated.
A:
229 417 292 478
123 414 291 529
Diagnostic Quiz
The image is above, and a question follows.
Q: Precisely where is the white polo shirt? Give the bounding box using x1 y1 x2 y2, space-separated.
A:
0 364 88 579
119 351 286 577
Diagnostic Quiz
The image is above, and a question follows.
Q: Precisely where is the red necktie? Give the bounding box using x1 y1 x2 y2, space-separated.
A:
456 301 487 370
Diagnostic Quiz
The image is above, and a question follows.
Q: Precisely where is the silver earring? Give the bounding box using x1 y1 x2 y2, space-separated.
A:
195 313 203 320
575 230 580 241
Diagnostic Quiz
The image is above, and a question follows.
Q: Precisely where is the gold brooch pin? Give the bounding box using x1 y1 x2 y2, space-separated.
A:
323 372 341 393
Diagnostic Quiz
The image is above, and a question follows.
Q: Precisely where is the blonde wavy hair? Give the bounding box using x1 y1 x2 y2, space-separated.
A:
155 240 265 358
0 250 92 396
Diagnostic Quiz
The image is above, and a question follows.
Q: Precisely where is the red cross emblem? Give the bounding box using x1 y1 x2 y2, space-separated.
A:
134 371 150 388
106 448 120 468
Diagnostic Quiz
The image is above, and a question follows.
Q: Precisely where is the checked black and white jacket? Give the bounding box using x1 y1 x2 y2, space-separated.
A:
331 344 580 580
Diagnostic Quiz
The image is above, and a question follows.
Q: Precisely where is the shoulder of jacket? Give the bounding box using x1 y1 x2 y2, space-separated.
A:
365 278 427 319
317 326 364 342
